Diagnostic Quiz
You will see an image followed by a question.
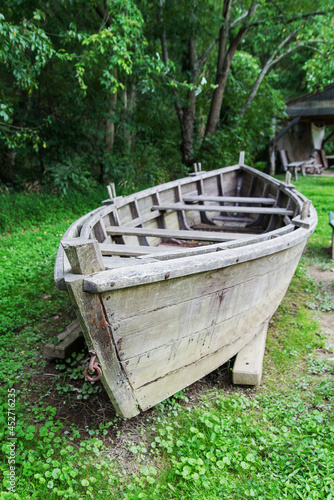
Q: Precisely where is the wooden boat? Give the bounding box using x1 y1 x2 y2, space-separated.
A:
54 154 317 418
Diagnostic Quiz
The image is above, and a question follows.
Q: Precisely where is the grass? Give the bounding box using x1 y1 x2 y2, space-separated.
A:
0 173 334 499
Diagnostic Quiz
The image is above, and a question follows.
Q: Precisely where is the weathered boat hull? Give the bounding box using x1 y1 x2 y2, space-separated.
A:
56 161 317 418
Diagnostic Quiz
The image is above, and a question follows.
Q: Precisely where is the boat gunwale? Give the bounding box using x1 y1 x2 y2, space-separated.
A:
57 165 317 291
77 165 303 244
80 206 316 293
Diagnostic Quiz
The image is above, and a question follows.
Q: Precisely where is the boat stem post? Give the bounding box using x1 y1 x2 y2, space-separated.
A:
301 200 312 220
107 183 117 199
238 151 245 165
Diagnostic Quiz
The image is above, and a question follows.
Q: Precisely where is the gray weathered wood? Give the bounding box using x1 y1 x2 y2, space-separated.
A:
62 238 105 275
151 203 294 216
55 207 102 290
55 161 318 418
182 195 276 205
232 321 268 385
105 225 253 242
66 276 140 418
103 250 302 361
43 320 83 359
292 215 312 229
301 200 312 220
100 243 186 257
85 229 308 292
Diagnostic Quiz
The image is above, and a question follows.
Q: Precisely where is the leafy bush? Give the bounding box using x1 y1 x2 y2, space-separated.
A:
44 157 98 195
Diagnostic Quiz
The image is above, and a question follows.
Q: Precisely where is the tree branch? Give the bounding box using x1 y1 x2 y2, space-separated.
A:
198 37 219 70
93 2 112 28
238 36 326 117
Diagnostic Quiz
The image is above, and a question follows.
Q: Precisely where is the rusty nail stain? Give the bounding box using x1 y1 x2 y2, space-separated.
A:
165 272 170 279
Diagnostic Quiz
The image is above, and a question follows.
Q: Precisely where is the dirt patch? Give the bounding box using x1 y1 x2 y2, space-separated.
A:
308 265 334 358
321 169 334 177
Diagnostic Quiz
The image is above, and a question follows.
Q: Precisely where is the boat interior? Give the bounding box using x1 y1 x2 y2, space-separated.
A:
56 163 305 287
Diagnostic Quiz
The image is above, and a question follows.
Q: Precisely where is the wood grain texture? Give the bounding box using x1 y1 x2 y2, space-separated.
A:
62 238 105 275
232 321 268 385
151 203 294 216
100 243 186 256
135 321 265 411
120 286 285 391
43 319 83 359
105 247 302 362
65 276 140 418
84 228 311 292
105 225 253 242
182 195 276 205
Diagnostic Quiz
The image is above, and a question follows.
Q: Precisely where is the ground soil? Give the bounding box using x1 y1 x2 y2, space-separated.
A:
308 265 334 360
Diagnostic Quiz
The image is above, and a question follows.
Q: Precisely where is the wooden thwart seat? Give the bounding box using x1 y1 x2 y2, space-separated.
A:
99 243 185 257
151 203 294 216
182 195 276 205
105 225 253 242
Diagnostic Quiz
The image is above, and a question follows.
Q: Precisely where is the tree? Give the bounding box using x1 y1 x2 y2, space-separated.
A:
0 0 162 185
148 0 332 165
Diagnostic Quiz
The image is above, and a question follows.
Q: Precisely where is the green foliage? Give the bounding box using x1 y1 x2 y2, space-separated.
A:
55 351 103 401
44 157 98 195
284 174 334 266
0 0 333 187
0 10 54 91
0 396 115 499
138 391 334 499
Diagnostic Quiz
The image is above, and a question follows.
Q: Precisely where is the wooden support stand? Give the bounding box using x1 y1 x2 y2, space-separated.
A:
43 319 83 359
232 322 268 386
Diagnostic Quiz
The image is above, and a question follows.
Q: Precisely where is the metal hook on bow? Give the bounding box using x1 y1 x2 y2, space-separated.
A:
84 350 102 382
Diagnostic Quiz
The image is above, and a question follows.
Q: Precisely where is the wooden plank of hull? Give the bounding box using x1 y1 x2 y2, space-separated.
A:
108 246 302 362
151 203 294 216
135 321 266 412
85 225 305 292
121 284 287 391
100 241 304 324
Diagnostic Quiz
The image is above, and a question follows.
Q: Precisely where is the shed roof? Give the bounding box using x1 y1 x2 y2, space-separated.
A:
286 83 334 123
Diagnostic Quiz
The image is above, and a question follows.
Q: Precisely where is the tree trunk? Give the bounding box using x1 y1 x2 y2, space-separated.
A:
203 1 257 139
105 90 117 155
175 36 197 165
175 101 196 165
122 85 136 154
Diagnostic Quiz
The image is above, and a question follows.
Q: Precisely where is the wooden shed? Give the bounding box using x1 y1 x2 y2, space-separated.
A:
273 84 334 172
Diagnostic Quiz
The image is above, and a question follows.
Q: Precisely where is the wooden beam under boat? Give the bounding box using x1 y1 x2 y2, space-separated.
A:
151 203 294 216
